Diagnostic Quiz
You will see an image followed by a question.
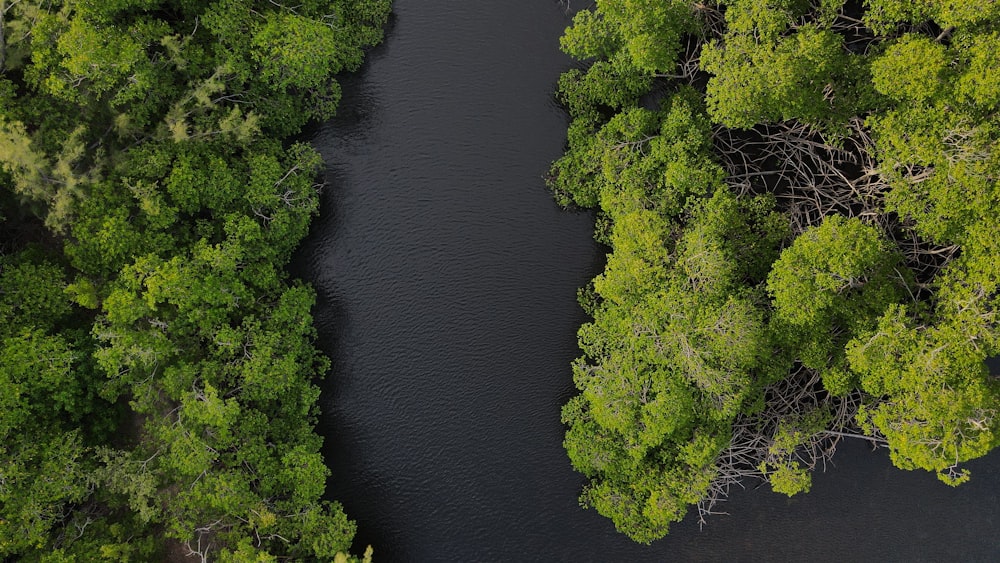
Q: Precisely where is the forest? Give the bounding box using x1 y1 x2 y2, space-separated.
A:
4 0 999 557
550 0 1000 544
0 0 389 560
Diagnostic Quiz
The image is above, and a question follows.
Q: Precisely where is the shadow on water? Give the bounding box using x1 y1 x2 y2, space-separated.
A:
291 1 1000 560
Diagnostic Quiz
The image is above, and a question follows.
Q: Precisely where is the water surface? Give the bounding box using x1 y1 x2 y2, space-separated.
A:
294 2 1000 560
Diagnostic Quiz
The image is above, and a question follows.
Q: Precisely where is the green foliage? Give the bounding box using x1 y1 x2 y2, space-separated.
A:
0 115 93 230
701 14 857 129
871 34 951 104
758 408 832 495
0 307 101 556
869 29 1000 247
0 0 390 558
864 0 1000 34
561 0 700 73
556 58 652 118
0 430 90 554
252 13 340 90
848 306 1000 484
554 0 1000 543
767 215 911 387
0 255 71 334
553 0 706 121
553 97 790 537
549 93 724 213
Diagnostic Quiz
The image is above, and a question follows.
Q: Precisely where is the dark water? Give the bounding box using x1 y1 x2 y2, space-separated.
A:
294 2 1000 561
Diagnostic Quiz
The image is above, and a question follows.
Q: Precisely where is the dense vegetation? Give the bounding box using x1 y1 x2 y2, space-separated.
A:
550 0 1000 543
0 0 389 559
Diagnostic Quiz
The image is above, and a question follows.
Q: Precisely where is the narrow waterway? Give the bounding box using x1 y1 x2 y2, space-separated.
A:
293 2 1000 560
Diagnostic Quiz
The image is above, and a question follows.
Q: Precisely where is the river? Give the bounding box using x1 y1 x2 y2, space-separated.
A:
292 2 1000 560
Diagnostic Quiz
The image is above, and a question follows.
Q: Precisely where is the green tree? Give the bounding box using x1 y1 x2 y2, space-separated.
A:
553 0 1000 543
700 0 861 130
0 0 390 557
767 215 911 391
848 305 1000 484
561 0 701 73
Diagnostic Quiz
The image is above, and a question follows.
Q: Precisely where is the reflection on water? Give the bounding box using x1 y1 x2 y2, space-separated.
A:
292 2 1000 560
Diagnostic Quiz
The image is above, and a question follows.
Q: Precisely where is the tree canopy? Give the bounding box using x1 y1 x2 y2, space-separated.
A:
551 0 1000 543
0 0 389 559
